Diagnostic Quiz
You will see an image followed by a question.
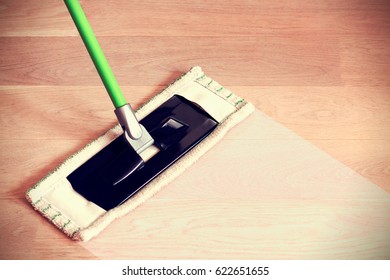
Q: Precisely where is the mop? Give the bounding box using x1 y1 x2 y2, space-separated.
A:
26 0 254 241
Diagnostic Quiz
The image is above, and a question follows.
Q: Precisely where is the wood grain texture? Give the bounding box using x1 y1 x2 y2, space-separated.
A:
1 0 389 37
0 0 389 259
0 36 341 86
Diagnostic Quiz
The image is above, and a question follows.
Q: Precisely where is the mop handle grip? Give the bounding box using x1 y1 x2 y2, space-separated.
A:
64 0 126 108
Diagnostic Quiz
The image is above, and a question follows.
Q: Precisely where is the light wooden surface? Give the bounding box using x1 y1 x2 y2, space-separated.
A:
0 0 389 259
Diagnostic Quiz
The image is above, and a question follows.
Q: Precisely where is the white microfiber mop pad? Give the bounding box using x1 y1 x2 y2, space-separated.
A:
26 66 254 241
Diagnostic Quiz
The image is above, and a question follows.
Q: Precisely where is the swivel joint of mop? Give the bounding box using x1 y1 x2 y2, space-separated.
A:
114 104 154 154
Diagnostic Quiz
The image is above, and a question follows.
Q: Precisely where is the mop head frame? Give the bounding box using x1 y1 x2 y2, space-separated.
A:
26 66 254 241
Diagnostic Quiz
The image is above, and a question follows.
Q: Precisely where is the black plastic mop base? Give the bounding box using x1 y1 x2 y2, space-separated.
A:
67 95 218 210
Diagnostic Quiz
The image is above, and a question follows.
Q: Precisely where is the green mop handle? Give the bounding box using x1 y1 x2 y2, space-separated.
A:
64 0 126 108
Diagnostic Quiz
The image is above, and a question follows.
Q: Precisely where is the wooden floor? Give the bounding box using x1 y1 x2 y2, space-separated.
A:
0 0 389 259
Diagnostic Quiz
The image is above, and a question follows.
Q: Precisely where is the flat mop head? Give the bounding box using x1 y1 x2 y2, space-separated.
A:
26 66 254 241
